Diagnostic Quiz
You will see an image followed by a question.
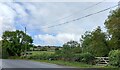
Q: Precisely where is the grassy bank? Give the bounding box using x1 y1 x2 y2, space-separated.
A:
5 51 118 69
33 60 117 68
5 56 118 69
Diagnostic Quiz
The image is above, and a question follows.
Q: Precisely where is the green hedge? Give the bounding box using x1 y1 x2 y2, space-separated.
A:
73 52 95 64
109 50 120 67
22 53 59 60
24 52 95 64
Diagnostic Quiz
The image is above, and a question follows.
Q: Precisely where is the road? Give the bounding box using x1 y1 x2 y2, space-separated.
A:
1 59 68 68
0 59 108 70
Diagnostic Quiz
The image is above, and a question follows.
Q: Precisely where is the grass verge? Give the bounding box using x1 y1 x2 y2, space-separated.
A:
32 60 117 68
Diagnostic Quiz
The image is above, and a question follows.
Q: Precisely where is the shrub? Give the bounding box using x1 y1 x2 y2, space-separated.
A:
81 52 95 64
48 54 62 60
71 54 82 62
2 47 9 59
25 53 61 60
109 50 120 67
68 52 95 64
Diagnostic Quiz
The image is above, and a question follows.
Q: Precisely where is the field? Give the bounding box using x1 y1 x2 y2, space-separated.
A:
31 51 55 55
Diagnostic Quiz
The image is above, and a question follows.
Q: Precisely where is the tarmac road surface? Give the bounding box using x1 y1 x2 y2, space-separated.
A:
1 59 67 68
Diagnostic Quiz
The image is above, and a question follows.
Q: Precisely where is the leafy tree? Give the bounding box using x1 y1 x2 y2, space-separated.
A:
80 31 92 53
62 44 73 61
64 40 80 48
104 8 120 50
60 41 81 61
81 26 109 56
63 40 81 54
2 30 33 57
91 26 109 56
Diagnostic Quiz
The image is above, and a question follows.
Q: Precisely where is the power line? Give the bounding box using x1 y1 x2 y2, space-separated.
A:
46 4 118 29
18 0 106 31
47 0 106 26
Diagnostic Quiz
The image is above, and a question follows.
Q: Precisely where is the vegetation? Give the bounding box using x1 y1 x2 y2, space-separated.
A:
1 6 120 68
109 50 120 67
104 8 120 50
2 30 33 58
31 51 54 55
33 60 117 68
81 26 109 57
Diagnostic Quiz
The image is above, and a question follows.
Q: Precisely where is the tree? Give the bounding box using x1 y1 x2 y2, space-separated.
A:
60 41 81 61
64 40 80 48
80 31 92 53
2 30 33 57
91 26 109 56
104 8 120 50
63 40 81 54
81 26 109 56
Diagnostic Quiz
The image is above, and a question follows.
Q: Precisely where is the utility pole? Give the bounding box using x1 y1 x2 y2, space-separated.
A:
25 27 26 34
118 1 120 8
24 27 27 56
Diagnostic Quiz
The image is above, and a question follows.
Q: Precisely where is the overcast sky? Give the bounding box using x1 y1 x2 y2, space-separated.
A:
0 0 119 46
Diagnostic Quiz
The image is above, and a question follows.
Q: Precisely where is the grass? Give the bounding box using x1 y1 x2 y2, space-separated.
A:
33 60 117 68
26 51 118 68
31 51 54 55
6 51 119 69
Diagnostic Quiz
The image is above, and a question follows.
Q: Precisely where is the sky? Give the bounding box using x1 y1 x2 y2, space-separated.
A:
0 0 119 46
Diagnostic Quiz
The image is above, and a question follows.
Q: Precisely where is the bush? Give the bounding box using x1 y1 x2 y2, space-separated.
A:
109 50 120 67
80 52 95 64
25 53 59 60
72 52 95 64
69 52 95 64
71 54 82 62
48 54 62 60
2 47 9 59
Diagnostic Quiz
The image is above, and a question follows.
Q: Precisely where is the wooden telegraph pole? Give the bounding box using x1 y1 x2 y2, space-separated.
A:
118 1 120 8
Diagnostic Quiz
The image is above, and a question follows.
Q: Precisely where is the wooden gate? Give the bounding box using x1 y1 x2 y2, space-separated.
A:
95 57 109 66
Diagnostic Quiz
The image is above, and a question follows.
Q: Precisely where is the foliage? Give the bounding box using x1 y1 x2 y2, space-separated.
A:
80 31 92 53
104 8 120 50
73 52 95 64
25 53 60 60
2 46 9 59
25 50 95 64
35 60 117 68
109 50 120 67
22 51 55 60
56 41 81 61
62 40 81 53
80 52 95 64
81 27 109 57
64 40 80 47
2 30 33 57
55 41 95 64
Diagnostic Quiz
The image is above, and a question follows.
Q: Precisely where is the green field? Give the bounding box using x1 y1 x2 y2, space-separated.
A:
31 51 55 55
